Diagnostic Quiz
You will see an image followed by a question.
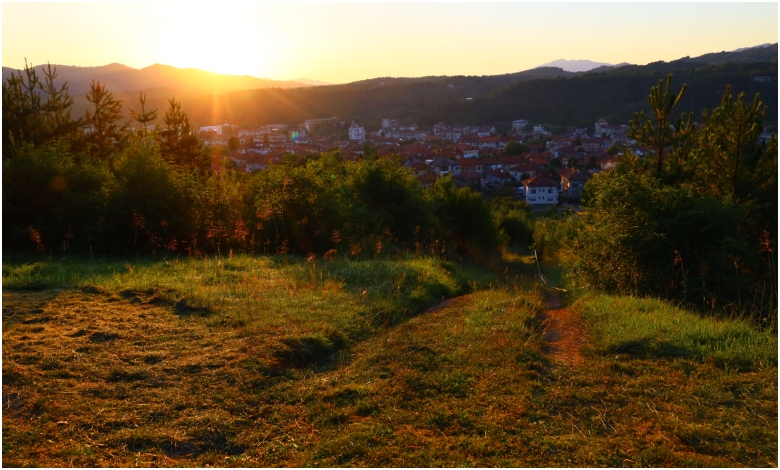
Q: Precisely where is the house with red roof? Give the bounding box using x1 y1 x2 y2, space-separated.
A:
557 168 591 199
453 171 483 189
522 175 559 208
458 158 485 175
507 163 537 181
455 144 480 159
485 169 515 186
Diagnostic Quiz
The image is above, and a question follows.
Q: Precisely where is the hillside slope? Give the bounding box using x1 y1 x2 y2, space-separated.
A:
179 59 776 129
1 62 318 95
2 255 776 466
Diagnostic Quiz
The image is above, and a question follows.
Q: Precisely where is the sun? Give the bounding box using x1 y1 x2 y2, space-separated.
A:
156 6 277 77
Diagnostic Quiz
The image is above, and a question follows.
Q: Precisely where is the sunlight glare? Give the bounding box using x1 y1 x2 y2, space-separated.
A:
157 6 275 77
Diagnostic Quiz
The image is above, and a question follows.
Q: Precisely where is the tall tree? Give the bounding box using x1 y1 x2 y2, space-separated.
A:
692 86 769 198
83 80 128 162
3 61 81 155
159 98 209 172
128 92 158 133
39 62 81 143
2 60 44 153
628 74 694 174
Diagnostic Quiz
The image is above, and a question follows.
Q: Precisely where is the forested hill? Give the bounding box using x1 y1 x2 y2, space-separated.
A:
0 63 319 96
181 44 777 129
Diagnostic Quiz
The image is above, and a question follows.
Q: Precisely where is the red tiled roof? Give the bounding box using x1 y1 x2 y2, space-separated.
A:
522 175 558 187
486 169 513 179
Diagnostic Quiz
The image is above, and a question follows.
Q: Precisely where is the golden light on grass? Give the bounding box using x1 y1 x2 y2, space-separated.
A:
2 256 776 466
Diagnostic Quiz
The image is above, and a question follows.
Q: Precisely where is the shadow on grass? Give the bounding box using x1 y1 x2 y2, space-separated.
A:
607 337 692 360
272 330 348 371
606 336 758 371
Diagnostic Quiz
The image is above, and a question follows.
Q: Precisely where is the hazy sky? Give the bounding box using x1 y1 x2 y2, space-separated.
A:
3 2 778 83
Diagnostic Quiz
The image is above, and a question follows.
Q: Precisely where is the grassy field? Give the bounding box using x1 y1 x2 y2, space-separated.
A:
2 254 777 466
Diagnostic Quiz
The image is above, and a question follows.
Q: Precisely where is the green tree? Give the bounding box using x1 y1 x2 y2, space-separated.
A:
128 92 158 133
228 136 240 152
628 74 694 174
570 168 746 306
159 98 209 172
2 60 44 153
2 142 111 253
504 140 528 156
104 142 193 252
691 86 769 198
2 61 80 153
427 177 499 260
83 80 128 162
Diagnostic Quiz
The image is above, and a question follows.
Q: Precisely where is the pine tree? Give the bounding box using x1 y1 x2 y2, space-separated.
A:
2 60 44 153
692 86 769 198
83 80 128 162
39 62 81 143
2 61 81 154
629 74 694 174
128 92 158 133
159 98 209 172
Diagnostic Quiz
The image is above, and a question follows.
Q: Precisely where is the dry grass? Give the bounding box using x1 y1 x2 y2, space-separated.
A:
2 255 777 467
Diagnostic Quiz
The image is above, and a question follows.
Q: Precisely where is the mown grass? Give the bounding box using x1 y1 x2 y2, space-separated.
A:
2 255 777 466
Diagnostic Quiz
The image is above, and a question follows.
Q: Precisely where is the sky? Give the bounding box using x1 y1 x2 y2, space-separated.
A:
2 2 778 84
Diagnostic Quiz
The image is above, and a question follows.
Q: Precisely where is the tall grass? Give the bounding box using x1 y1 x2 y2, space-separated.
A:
575 293 778 371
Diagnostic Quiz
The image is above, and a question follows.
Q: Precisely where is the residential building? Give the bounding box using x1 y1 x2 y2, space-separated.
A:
348 121 366 143
429 157 461 176
381 118 398 129
511 119 529 130
558 168 590 199
485 169 514 186
522 175 559 208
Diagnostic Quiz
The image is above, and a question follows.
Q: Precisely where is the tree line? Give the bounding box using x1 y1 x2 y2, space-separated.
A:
535 75 777 326
3 62 527 264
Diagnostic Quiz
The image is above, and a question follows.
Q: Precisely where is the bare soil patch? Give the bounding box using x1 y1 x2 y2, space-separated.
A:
538 290 587 366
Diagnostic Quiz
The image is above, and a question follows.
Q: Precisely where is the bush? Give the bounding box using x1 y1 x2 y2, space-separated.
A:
427 177 500 261
567 168 755 315
491 197 535 250
102 141 194 253
2 143 111 253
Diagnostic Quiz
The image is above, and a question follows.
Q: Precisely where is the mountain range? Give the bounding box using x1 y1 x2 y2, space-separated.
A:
176 43 776 130
536 59 618 72
1 62 328 96
2 43 776 129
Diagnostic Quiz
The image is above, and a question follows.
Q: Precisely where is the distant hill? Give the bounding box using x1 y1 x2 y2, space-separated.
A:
178 44 777 129
4 44 776 129
292 78 333 87
537 59 615 72
1 63 327 127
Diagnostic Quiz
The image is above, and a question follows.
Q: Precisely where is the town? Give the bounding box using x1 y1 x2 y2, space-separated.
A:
199 117 645 209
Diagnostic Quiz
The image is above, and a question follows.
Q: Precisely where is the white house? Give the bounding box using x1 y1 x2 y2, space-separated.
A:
381 118 397 129
511 119 528 130
348 121 366 143
522 175 559 208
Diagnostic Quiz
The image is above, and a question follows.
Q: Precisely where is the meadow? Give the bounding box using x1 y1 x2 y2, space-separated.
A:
2 254 776 467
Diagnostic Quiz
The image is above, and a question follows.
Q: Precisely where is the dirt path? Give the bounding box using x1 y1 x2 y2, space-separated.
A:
538 291 587 366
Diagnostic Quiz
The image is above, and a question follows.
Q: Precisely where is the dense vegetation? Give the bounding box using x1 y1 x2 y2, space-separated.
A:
4 60 777 325
3 63 516 265
534 78 777 327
